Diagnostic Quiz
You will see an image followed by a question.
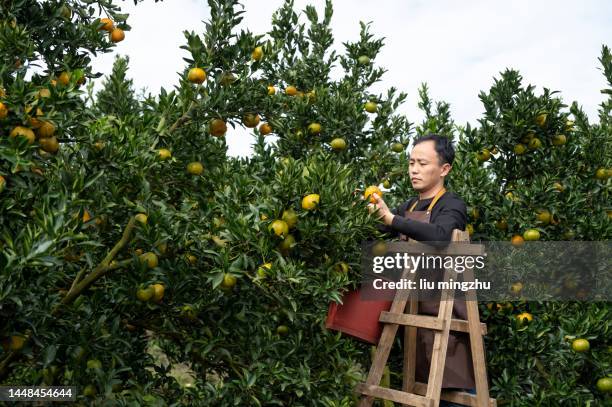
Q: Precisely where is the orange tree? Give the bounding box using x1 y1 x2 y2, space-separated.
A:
448 49 611 403
1 0 611 405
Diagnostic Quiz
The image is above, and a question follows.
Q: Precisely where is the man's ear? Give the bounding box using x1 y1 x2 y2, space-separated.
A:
441 163 451 177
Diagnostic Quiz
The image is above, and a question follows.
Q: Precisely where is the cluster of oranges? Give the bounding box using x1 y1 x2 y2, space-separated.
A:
97 17 124 43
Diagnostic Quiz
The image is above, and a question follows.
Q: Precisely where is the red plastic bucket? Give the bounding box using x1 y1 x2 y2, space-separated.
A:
325 282 395 344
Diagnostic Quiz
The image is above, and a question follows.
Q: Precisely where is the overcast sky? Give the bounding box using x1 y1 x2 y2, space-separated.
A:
91 0 612 157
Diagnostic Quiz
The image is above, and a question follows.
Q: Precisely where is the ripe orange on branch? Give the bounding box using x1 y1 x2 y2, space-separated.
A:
308 122 321 135
243 113 260 128
187 162 204 175
330 138 346 151
285 86 298 96
259 123 272 135
110 28 125 43
364 186 382 204
0 102 8 119
39 136 59 153
301 194 320 210
187 67 206 84
269 219 289 237
157 148 172 160
208 119 227 137
209 118 227 137
252 46 264 61
98 18 114 31
10 126 35 144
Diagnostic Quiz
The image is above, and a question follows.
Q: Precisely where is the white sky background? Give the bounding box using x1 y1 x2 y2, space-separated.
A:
91 0 612 158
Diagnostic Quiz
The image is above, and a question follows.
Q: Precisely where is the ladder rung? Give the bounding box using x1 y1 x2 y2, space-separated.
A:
379 311 488 335
413 381 497 406
355 383 433 406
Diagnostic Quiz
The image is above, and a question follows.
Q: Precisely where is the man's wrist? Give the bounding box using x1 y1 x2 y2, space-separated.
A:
384 212 395 226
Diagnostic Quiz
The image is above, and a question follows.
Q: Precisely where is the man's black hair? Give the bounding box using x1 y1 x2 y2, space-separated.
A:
412 133 455 166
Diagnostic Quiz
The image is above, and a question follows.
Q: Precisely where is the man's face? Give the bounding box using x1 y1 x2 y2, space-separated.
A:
409 140 450 191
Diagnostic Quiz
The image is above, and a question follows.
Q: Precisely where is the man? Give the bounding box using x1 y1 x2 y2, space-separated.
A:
369 133 476 406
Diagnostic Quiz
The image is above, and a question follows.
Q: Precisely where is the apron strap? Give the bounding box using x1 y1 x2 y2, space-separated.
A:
408 187 447 213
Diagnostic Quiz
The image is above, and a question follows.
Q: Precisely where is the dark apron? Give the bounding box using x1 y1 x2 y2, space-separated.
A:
399 188 476 389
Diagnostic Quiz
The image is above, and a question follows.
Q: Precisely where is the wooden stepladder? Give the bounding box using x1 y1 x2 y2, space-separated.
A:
355 229 497 407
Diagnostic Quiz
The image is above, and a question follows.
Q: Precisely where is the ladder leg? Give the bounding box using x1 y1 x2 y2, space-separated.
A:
464 266 491 407
425 268 456 406
359 267 416 407
402 295 418 398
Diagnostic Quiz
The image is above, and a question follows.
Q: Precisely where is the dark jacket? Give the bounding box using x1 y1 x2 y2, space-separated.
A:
377 191 468 242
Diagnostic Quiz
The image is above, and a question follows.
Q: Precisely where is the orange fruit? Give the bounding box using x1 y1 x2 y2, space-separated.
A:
476 149 491 162
135 213 148 225
209 118 227 137
513 143 527 155
511 282 523 294
495 219 508 230
595 168 608 180
268 219 289 237
552 134 566 146
139 252 158 269
382 179 391 189
523 228 540 241
535 113 547 127
6 335 26 351
187 67 206 84
98 17 114 31
0 175 6 193
334 262 349 273
516 312 533 323
358 55 370 65
185 253 197 265
257 262 272 278
301 194 320 210
37 121 56 138
136 286 154 302
285 86 298 96
259 123 272 135
220 273 237 289
511 235 524 247
466 224 474 236
219 72 236 86
364 185 382 204
157 148 172 160
308 122 322 135
242 113 260 128
180 305 197 321
276 325 289 335
571 338 590 353
528 137 542 150
10 126 35 144
110 28 125 43
364 101 377 113
535 209 551 225
391 143 404 153
151 283 165 302
565 120 574 131
277 234 296 254
281 208 298 229
553 182 565 192
372 241 387 257
58 71 71 86
330 137 347 151
596 377 612 393
187 162 204 175
251 46 263 61
82 209 92 223
267 85 276 95
39 136 59 153
0 102 8 119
